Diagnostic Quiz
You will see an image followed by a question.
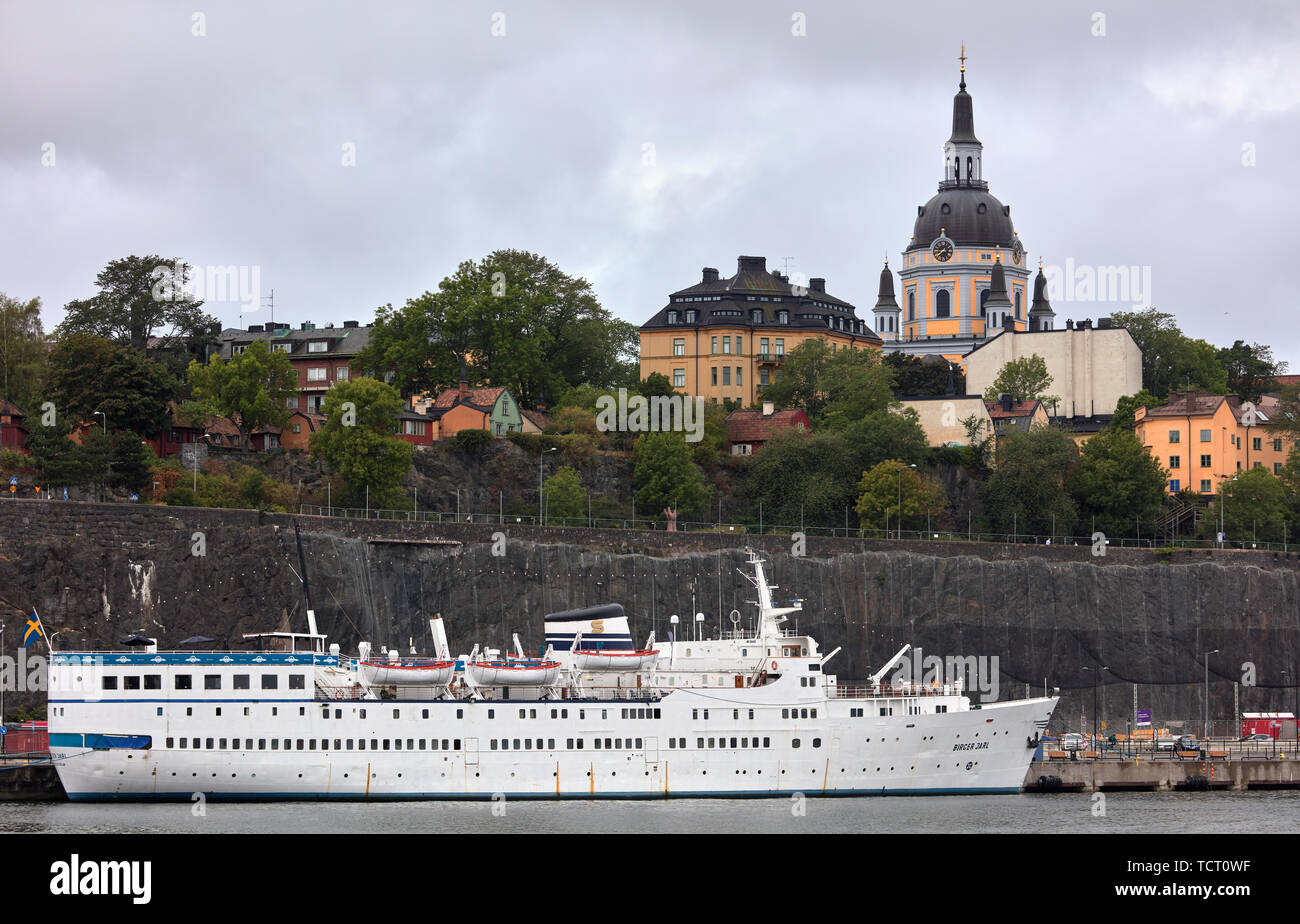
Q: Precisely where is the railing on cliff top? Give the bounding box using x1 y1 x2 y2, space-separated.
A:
292 504 1295 553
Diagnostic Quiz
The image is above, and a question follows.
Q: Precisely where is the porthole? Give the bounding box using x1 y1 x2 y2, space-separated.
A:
977 203 987 214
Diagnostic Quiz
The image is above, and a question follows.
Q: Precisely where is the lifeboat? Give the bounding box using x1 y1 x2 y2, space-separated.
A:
469 658 561 686
570 649 659 672
360 658 456 686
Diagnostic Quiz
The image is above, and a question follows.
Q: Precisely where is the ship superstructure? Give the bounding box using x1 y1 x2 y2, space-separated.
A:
48 550 1057 800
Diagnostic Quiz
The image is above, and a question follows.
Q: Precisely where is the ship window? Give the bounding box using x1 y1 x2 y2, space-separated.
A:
792 738 801 748
593 739 601 749
103 676 118 689
144 675 161 689
422 709 429 719
257 739 265 749
801 708 808 719
562 709 569 718
382 740 390 751
622 708 628 719
187 708 193 716
730 737 737 748
811 709 817 718
322 709 330 720
359 709 366 718
602 710 608 720
742 738 748 748
296 739 304 750
692 709 698 720
566 738 574 749
733 710 739 720
205 675 221 690
175 675 192 690
215 708 222 717
605 738 613 749
708 738 715 748
445 739 452 750
748 710 754 719
262 675 278 690
488 709 495 719
179 739 187 749
654 709 661 719
813 738 822 748
233 675 249 689
336 739 343 750
521 709 528 719
491 740 498 750
166 737 174 748
576 739 584 749
271 740 279 750
456 710 463 719
393 709 400 719
192 738 201 749
551 709 558 718
290 675 305 690
309 739 317 750
698 738 705 748
668 738 676 749
395 739 402 750
702 710 708 720
764 737 771 747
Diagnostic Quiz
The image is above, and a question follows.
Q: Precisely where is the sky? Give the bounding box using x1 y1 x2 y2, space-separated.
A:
3 0 1298 368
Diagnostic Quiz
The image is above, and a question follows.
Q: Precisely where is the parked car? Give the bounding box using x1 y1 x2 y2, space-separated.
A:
1155 737 1176 750
1061 733 1087 751
1240 733 1272 742
1175 735 1201 751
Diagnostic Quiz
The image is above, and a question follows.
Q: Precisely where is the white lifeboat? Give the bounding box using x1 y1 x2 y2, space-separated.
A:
359 658 456 686
469 658 561 686
570 649 659 672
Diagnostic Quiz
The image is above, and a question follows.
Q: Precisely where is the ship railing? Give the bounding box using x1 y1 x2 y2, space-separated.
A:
314 684 372 701
830 682 962 699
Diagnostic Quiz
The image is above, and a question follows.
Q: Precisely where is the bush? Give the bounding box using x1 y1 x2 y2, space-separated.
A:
454 429 494 453
164 486 200 507
507 431 556 455
0 448 32 471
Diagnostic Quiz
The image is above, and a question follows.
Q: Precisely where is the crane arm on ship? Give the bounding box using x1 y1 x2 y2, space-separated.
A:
870 644 912 686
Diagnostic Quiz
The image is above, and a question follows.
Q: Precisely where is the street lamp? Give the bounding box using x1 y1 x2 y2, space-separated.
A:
0 621 5 730
93 410 106 434
1082 665 1109 752
538 447 557 523
1203 649 1219 739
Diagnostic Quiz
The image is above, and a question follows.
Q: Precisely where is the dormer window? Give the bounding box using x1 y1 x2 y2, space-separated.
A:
685 310 697 323
777 311 789 325
308 341 329 353
750 309 762 324
667 311 679 324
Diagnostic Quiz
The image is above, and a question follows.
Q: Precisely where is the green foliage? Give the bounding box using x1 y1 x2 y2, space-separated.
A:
1200 467 1291 543
186 340 298 449
0 292 47 412
47 333 175 436
0 448 32 470
454 428 494 453
1272 383 1300 440
109 435 155 494
691 402 729 468
240 469 267 508
543 465 587 521
758 341 893 428
855 460 948 530
632 430 709 519
981 354 1057 407
55 255 220 356
1068 427 1168 537
354 250 637 404
1216 340 1285 403
1110 390 1163 431
25 418 90 487
1110 309 1229 398
164 486 200 507
309 377 414 509
885 352 963 398
638 372 676 399
544 405 601 439
983 425 1080 536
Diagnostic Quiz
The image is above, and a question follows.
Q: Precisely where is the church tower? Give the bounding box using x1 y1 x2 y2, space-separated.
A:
872 260 900 341
1028 262 1055 331
892 49 1031 361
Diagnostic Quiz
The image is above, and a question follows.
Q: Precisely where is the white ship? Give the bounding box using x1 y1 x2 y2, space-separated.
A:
47 550 1057 800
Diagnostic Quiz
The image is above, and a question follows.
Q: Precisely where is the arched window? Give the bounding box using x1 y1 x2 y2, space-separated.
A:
936 289 950 318
908 292 915 321
966 156 973 180
980 289 989 316
1015 292 1022 318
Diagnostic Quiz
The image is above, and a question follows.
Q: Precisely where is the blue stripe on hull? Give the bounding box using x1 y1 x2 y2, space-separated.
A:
63 787 1021 802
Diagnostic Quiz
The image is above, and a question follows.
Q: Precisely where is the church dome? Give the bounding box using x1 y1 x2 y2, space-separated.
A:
909 187 1016 251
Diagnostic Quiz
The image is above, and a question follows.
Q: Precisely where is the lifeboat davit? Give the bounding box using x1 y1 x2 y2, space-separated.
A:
469 658 561 686
360 658 456 686
570 649 659 672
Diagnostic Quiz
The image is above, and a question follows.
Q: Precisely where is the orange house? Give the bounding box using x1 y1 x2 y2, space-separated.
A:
281 411 327 451
1133 392 1298 496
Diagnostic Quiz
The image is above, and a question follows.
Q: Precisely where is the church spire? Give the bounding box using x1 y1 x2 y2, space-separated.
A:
872 259 901 342
1029 261 1055 331
944 47 982 187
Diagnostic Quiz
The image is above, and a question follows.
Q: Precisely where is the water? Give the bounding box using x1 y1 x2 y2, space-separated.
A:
1 792 1297 834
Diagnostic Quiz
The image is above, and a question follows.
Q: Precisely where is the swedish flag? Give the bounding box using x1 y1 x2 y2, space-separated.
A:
21 610 45 649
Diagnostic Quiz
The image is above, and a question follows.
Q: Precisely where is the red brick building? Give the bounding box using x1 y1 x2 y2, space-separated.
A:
725 404 811 455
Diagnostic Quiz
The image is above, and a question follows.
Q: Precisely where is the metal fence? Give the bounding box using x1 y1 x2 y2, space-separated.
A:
294 505 1294 552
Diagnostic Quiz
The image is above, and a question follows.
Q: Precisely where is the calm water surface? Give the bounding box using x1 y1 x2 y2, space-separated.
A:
1 792 1297 834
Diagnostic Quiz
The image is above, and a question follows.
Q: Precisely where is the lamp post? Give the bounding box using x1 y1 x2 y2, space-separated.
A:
1204 649 1219 739
1082 665 1109 752
94 410 106 434
538 447 557 524
0 621 5 730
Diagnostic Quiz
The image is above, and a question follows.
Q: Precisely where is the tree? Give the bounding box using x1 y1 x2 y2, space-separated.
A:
25 418 91 487
1217 340 1285 403
758 340 895 428
355 250 637 405
632 430 709 519
982 354 1058 407
1271 382 1300 439
1068 427 1168 537
983 426 1080 537
56 255 220 352
885 352 964 398
108 435 154 495
47 334 175 436
1110 390 1163 431
1200 468 1290 544
309 377 414 509
543 465 587 522
753 340 836 422
0 293 47 411
185 340 298 450
1110 309 1229 398
855 460 948 531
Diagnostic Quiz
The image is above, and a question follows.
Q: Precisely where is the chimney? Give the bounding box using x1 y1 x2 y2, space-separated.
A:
810 278 826 293
1000 393 1014 413
1097 316 1112 329
1065 319 1074 330
702 267 719 283
343 320 360 328
762 401 774 417
248 324 264 332
737 255 767 274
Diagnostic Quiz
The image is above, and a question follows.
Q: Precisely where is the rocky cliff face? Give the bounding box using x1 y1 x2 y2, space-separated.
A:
1 501 1297 733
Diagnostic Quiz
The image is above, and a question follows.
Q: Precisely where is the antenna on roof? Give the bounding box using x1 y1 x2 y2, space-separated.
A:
781 257 794 276
261 288 275 331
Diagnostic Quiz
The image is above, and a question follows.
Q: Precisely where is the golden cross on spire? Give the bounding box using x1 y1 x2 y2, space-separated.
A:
959 43 966 74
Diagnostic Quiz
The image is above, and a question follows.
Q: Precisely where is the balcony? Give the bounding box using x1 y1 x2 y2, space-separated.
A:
755 353 785 364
